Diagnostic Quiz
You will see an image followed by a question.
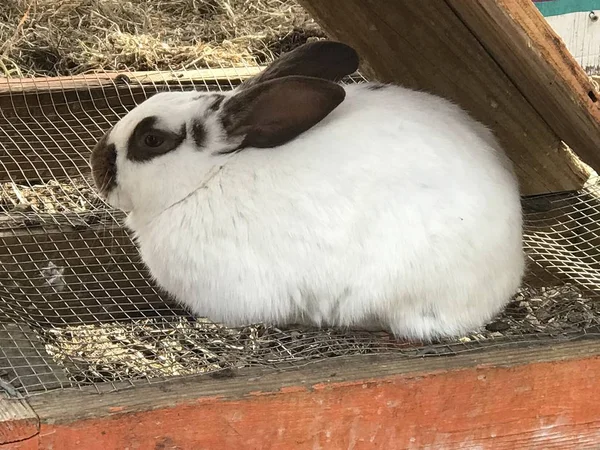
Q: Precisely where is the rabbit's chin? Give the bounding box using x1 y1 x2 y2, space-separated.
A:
106 188 134 213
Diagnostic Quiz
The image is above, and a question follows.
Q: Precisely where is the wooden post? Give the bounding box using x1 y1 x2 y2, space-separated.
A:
297 0 600 196
0 67 263 94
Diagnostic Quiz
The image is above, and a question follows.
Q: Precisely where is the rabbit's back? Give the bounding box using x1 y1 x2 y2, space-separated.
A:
132 83 524 340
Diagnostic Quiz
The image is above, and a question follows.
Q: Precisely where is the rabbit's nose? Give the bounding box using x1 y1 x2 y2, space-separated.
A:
90 131 118 196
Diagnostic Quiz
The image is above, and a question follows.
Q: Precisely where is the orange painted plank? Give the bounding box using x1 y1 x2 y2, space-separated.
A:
31 355 600 450
0 436 38 450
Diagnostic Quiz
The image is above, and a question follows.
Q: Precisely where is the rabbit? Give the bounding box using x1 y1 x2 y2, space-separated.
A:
90 40 525 341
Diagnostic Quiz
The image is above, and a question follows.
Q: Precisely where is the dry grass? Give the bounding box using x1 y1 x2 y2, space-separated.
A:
0 179 99 214
38 283 599 385
0 0 323 77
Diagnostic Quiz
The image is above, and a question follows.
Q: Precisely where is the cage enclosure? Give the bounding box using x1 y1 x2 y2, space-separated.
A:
2 1 600 448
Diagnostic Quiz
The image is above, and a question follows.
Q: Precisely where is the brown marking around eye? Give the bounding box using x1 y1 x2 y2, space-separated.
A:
127 116 186 162
367 83 388 91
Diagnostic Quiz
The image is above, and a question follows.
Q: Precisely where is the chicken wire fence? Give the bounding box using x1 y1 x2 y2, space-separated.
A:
0 62 599 398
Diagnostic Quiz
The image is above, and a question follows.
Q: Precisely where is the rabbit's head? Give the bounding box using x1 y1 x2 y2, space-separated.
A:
90 41 359 214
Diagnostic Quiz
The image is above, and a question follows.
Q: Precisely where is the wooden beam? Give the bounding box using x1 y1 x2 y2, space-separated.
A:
297 0 593 195
21 339 600 449
446 0 600 182
0 67 264 94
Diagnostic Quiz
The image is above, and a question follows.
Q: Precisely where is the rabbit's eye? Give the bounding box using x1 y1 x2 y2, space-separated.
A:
144 134 164 148
127 116 185 162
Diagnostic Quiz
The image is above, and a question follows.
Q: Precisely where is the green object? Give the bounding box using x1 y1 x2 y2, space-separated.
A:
534 0 600 17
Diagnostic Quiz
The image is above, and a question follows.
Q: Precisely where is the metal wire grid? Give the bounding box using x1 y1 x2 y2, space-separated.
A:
0 62 599 397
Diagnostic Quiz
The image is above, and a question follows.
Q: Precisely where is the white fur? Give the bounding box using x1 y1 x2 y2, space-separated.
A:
103 83 525 341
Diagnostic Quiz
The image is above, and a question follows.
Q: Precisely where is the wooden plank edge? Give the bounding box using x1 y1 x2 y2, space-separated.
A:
24 338 600 449
0 395 38 445
447 0 600 174
0 66 265 94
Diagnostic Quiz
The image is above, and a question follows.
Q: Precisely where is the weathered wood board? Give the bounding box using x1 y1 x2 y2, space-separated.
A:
447 0 600 178
0 67 263 94
0 323 69 395
298 0 600 195
0 393 38 445
0 339 595 449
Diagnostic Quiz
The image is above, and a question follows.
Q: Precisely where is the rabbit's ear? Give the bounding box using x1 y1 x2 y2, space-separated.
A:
221 75 345 149
240 41 359 90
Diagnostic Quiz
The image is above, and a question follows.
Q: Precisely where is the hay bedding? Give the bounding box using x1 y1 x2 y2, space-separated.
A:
37 283 595 384
0 179 98 215
0 0 323 77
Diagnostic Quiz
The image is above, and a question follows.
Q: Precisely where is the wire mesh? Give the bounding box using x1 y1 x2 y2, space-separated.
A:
1 62 599 398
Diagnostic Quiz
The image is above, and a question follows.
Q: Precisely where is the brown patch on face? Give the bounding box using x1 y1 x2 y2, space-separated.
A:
207 94 225 112
367 83 388 91
90 130 117 196
191 119 206 148
127 116 186 162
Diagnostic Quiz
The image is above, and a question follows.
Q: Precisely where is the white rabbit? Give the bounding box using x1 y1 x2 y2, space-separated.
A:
91 41 525 341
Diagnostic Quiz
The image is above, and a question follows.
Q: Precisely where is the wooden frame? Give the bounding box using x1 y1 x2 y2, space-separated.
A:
0 67 263 94
1 339 600 449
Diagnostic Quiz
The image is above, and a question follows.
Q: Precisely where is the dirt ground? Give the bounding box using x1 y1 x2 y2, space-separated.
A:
0 0 323 77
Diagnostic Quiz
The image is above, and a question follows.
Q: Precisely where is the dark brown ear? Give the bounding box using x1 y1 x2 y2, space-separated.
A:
240 41 359 90
221 75 345 149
